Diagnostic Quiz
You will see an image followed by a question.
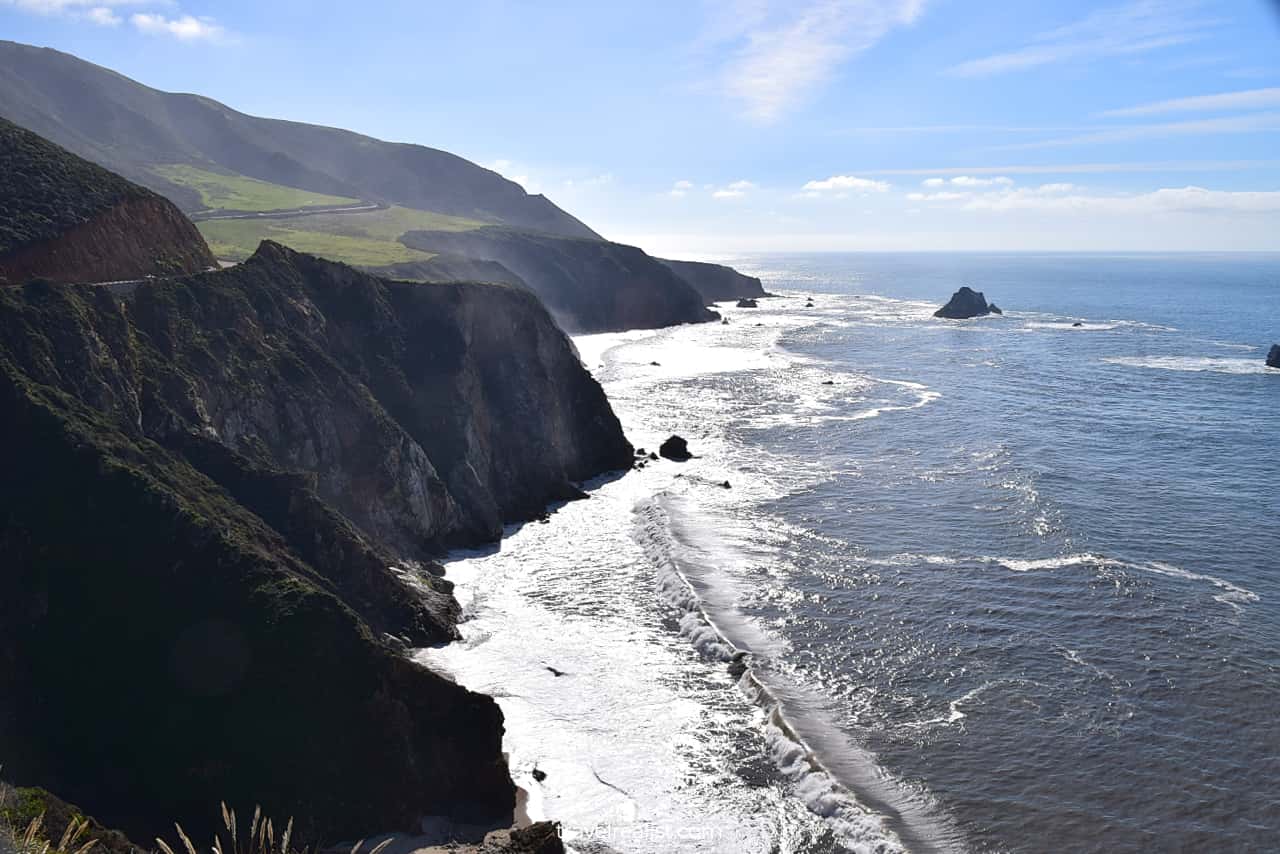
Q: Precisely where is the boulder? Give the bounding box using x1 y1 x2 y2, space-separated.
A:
934 286 999 319
736 298 758 308
659 435 692 461
1268 344 1280 369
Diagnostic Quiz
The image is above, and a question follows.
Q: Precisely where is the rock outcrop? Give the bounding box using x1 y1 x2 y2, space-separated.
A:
658 258 769 303
0 243 633 845
0 116 214 285
659 435 692 461
934 286 1002 319
736 298 758 308
1268 344 1280 368
401 228 717 332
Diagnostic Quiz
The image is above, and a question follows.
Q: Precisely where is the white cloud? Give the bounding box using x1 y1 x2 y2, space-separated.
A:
0 0 143 23
86 5 120 24
1036 183 1076 193
710 0 928 122
712 179 757 198
1099 87 1280 118
802 174 891 192
950 175 1013 187
922 177 945 187
1 0 139 11
906 191 968 201
949 0 1220 77
669 179 695 197
131 12 225 41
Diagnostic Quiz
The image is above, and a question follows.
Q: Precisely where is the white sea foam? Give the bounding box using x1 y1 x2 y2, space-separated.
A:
1103 355 1275 374
873 552 1258 611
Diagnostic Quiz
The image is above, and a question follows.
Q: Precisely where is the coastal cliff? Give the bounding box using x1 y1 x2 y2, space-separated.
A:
400 228 718 332
658 258 769 303
0 116 214 284
0 243 632 843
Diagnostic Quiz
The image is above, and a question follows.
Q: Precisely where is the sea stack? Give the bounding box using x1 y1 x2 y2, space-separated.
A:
737 298 759 308
935 286 1002 319
1267 344 1280 368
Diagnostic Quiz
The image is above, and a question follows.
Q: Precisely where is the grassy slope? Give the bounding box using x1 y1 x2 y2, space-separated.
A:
198 205 485 266
151 164 360 212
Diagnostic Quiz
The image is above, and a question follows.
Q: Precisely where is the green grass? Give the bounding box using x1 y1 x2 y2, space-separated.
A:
197 205 485 267
151 165 361 212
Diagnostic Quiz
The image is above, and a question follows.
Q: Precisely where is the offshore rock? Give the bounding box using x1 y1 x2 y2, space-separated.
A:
660 435 692 461
934 286 1000 319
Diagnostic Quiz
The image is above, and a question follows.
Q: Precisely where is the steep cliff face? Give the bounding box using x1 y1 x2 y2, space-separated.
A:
0 116 214 284
0 244 633 843
401 228 718 333
658 258 769 303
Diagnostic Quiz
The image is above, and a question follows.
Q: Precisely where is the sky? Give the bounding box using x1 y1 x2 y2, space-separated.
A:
2 0 1280 254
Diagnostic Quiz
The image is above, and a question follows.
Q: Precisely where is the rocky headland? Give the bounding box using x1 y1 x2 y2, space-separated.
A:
657 258 769 303
399 227 718 332
0 238 632 845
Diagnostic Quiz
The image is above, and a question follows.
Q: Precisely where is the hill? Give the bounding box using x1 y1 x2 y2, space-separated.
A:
0 40 598 239
0 115 214 284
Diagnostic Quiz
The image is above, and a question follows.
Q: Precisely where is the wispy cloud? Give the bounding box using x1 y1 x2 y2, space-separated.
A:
713 179 757 199
960 186 1280 214
994 113 1280 150
1099 87 1280 117
2 0 231 39
864 160 1280 176
131 11 224 41
802 174 891 192
668 179 695 198
708 0 927 122
949 0 1219 77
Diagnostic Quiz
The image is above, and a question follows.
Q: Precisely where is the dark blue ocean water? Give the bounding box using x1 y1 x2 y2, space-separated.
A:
718 253 1280 852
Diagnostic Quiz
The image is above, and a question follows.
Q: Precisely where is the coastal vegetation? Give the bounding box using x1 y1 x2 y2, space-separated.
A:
196 206 482 266
150 165 360 213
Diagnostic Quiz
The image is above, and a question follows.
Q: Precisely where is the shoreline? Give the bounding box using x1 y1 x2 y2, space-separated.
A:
418 300 954 853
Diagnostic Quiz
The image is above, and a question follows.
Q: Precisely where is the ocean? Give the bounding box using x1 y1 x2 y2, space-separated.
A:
419 253 1280 853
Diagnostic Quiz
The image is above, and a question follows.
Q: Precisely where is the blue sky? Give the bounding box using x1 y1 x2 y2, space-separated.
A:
3 0 1280 253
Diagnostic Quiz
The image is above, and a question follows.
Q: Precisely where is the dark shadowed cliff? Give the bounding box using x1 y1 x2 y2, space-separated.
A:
0 243 632 844
0 116 214 284
400 228 718 332
658 258 769 303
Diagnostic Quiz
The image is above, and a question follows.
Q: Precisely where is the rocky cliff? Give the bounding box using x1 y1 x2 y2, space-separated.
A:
401 228 718 332
0 243 633 844
658 258 769 303
0 115 214 284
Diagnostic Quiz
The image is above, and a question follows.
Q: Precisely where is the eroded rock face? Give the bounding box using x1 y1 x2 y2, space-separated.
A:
1267 344 1279 368
934 286 1000 319
0 243 633 845
660 435 692 460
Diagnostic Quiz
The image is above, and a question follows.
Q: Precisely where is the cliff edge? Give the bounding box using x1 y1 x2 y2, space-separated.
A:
0 243 633 844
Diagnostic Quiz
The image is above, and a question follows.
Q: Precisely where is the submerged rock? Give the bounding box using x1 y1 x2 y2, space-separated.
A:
935 286 1000 319
1268 344 1280 368
736 298 758 308
659 435 692 461
1073 322 1085 327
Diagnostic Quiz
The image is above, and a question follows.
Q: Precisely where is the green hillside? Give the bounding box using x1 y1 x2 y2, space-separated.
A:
197 205 484 266
151 164 361 212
